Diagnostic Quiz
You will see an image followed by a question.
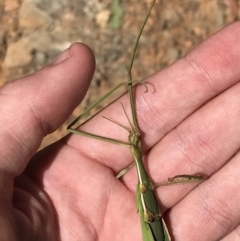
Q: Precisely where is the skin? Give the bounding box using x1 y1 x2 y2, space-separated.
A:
1 22 240 241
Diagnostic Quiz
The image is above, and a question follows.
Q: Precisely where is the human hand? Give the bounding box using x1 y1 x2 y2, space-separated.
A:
1 22 240 241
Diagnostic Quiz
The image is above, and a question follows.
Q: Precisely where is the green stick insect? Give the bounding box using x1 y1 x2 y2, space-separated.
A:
67 0 202 240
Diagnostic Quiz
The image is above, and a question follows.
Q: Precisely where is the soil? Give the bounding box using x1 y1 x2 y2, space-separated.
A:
0 0 239 149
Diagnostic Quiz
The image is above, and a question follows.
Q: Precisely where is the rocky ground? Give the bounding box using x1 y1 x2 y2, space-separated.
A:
0 0 239 149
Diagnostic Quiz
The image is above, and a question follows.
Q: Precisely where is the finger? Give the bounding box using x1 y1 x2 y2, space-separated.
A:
0 43 95 176
170 150 240 241
122 73 240 191
66 22 240 172
139 21 240 147
220 227 240 241
133 81 240 239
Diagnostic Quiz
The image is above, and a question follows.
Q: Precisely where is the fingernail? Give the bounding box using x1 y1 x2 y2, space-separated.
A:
51 48 70 65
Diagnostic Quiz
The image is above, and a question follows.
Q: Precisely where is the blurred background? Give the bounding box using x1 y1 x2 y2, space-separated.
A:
0 0 239 149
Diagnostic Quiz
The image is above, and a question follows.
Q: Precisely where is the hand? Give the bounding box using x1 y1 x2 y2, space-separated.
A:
1 22 240 241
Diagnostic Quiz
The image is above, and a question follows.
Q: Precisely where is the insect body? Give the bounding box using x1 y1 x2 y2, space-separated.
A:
130 128 171 241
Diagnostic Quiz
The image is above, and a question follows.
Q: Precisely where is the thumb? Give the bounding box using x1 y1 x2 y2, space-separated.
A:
0 42 95 177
